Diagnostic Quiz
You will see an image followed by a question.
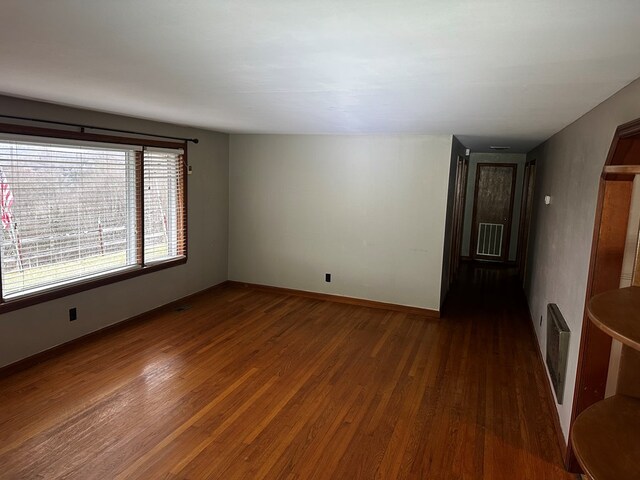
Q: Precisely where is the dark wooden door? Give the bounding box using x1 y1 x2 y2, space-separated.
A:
449 155 468 284
517 160 536 282
471 163 517 262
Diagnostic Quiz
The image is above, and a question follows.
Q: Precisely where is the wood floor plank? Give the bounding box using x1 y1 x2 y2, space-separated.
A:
0 265 573 479
115 367 260 479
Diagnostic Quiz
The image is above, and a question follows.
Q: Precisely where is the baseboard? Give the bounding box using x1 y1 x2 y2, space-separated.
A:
228 281 440 318
524 297 568 463
0 280 231 377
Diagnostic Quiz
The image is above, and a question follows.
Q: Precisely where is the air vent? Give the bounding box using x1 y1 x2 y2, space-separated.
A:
546 303 570 404
489 146 511 151
476 223 504 257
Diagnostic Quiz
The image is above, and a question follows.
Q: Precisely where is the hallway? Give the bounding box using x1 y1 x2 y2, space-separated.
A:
0 265 573 479
442 262 573 478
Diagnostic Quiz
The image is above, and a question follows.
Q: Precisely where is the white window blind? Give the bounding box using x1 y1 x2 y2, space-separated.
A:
0 137 185 300
143 148 185 263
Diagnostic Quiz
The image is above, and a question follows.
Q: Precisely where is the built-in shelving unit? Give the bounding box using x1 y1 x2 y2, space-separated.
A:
587 287 640 350
571 287 640 479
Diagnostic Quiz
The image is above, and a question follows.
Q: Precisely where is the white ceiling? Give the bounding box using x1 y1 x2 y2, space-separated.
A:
1 1 640 152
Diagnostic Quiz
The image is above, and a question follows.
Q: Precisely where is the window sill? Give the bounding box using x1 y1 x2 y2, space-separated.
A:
0 256 187 314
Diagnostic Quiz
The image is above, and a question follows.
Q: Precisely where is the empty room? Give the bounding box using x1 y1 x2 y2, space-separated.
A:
1 1 640 479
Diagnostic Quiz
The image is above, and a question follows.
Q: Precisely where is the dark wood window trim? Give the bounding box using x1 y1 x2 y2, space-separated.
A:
0 123 188 314
0 122 185 150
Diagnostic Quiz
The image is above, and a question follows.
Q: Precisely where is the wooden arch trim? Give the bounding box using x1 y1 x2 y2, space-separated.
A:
566 117 640 471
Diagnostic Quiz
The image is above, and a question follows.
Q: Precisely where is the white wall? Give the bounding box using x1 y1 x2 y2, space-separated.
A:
525 77 640 441
461 152 526 261
229 134 454 311
0 95 229 368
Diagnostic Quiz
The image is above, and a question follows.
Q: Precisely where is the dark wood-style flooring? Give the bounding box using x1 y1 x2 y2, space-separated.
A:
0 265 574 479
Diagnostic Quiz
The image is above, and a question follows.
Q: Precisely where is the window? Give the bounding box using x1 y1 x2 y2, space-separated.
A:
0 128 186 310
143 149 186 263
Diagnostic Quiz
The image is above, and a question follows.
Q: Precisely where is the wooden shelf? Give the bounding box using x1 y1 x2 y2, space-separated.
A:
587 286 640 351
576 287 640 478
572 395 640 480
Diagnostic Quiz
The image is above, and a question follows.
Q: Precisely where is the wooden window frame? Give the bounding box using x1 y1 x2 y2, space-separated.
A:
0 122 188 314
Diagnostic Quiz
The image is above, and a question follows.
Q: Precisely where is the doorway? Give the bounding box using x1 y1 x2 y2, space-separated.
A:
517 159 536 282
448 154 469 285
470 163 517 262
565 118 640 472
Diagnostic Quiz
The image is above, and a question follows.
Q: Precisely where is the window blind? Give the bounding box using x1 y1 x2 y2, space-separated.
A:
143 148 186 263
0 137 185 300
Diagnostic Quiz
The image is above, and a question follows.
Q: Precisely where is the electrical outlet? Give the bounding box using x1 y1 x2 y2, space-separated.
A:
325 273 331 282
69 307 77 321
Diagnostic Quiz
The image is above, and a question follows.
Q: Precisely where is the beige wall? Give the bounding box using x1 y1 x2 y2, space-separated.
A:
461 152 526 261
525 77 640 440
0 95 229 368
229 134 454 311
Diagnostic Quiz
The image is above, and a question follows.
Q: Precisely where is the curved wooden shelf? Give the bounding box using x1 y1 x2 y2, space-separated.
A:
587 286 640 351
571 395 640 480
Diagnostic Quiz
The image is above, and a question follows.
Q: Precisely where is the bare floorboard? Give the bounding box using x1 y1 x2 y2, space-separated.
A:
0 265 574 479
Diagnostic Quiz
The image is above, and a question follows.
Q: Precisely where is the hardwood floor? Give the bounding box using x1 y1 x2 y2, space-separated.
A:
0 265 574 479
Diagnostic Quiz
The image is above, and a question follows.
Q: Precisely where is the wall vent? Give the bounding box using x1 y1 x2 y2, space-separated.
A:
476 223 504 257
546 303 570 404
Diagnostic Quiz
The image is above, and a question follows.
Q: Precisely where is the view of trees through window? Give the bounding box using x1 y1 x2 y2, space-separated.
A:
144 150 181 263
0 139 182 298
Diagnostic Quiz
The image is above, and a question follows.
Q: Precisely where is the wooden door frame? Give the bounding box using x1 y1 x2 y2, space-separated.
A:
470 162 518 262
565 117 640 472
448 154 469 285
517 159 536 282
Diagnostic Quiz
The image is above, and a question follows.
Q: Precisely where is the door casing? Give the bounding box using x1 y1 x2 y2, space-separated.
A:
470 163 517 262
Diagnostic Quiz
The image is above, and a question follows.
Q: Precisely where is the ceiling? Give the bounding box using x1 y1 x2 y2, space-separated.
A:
1 1 640 152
